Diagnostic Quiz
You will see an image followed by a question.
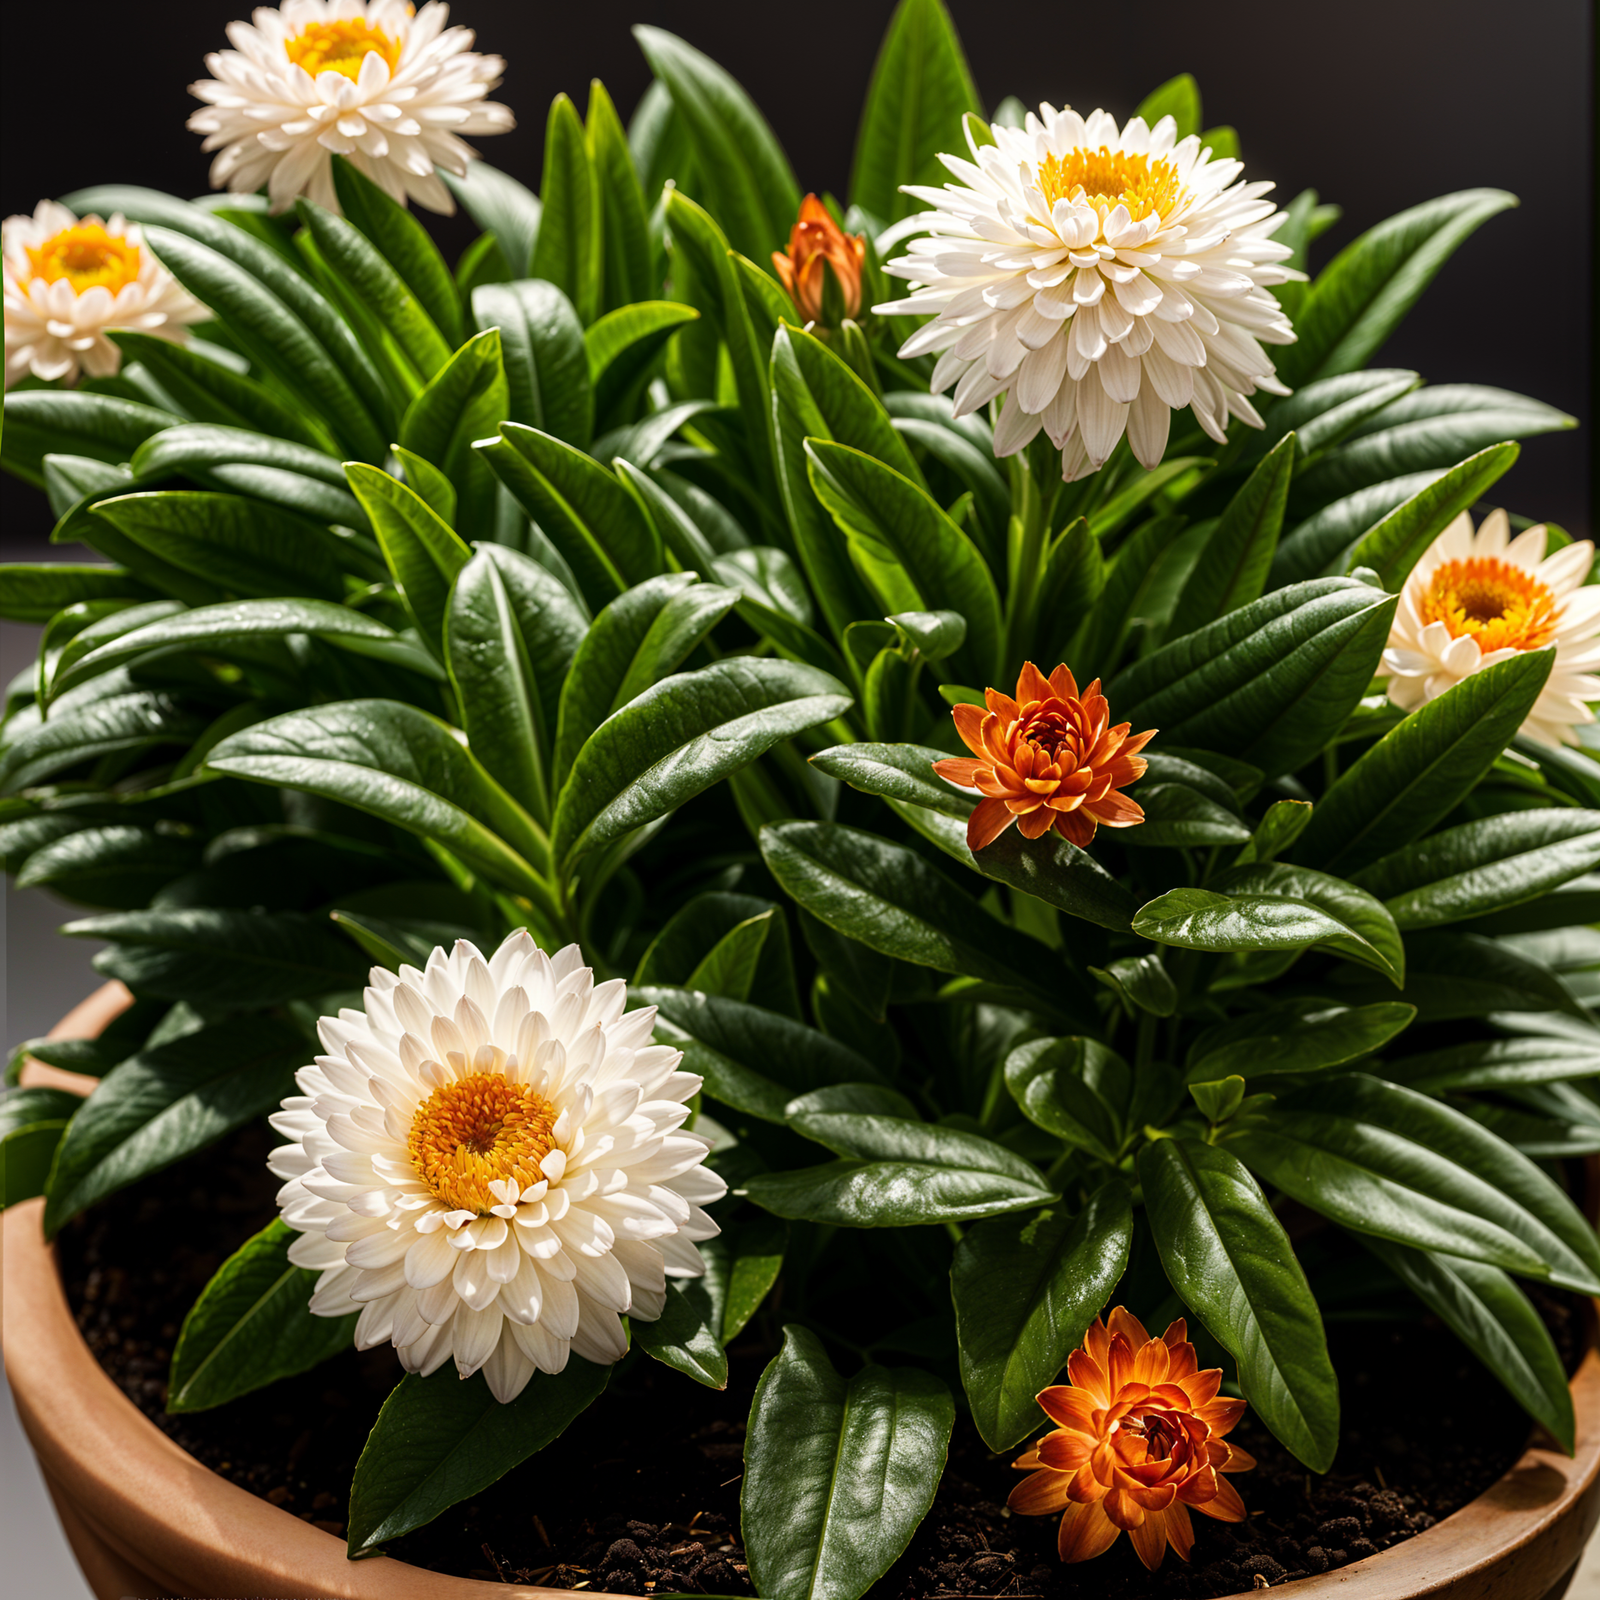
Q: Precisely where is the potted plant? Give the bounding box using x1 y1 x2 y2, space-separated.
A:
4 2 1598 1596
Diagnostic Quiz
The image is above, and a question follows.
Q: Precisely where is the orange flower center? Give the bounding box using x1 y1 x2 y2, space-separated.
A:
407 1072 558 1214
1418 556 1558 653
285 17 402 80
25 225 142 294
1037 147 1185 224
1021 701 1090 766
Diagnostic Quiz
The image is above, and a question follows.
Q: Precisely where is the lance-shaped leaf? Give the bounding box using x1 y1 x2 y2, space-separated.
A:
1108 577 1396 780
1139 1139 1339 1473
346 1358 609 1552
951 1184 1132 1451
1225 1072 1600 1289
1353 808 1600 931
586 300 700 425
1005 1037 1127 1164
168 1219 356 1412
17 825 204 910
632 1274 728 1389
42 1016 309 1235
746 1113 1057 1227
397 328 511 534
1382 1035 1600 1094
440 158 542 276
473 279 594 449
743 1327 954 1600
810 741 974 818
1296 650 1553 876
1 388 177 488
0 562 151 624
529 93 602 325
1210 861 1404 982
205 699 554 905
586 80 653 316
1187 1001 1415 1083
0 690 207 795
346 463 472 652
700 1210 787 1343
553 658 851 869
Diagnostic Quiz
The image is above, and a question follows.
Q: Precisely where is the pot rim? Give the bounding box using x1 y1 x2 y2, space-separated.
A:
6 982 1600 1600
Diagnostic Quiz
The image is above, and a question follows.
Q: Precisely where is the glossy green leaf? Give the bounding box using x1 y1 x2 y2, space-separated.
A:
586 300 700 425
1004 1037 1127 1164
0 563 146 624
16 824 203 909
951 1184 1132 1451
743 1326 954 1600
634 27 800 267
1140 1138 1338 1472
0 690 207 795
700 1210 787 1342
1109 577 1396 779
1269 471 1442 588
1135 74 1201 139
42 1016 308 1235
1353 809 1600 931
472 279 593 450
1090 953 1178 1018
397 328 510 535
2 1121 71 1209
1383 1035 1600 1094
167 1219 355 1412
1334 930 1583 1022
440 158 542 277
849 0 980 224
633 1274 728 1389
1 388 178 488
346 1357 609 1552
1296 650 1554 875
1187 1001 1416 1083
1240 369 1421 467
1134 784 1253 848
1236 799 1314 865
530 93 602 325
586 79 654 316
809 741 970 818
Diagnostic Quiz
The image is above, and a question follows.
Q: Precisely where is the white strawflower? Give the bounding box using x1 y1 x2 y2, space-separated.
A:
4 202 205 389
269 932 726 1402
188 0 514 215
877 106 1301 480
1382 510 1600 748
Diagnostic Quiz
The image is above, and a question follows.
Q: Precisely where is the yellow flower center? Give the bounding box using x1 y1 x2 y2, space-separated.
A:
25 225 142 295
1037 146 1184 224
284 17 402 81
1419 556 1559 654
408 1072 558 1215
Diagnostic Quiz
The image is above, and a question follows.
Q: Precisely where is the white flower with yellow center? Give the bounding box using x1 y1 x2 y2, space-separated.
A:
188 0 514 215
4 202 205 389
269 931 726 1402
877 106 1301 480
1383 510 1600 747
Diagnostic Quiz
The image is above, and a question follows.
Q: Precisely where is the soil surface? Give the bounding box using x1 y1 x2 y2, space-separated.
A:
57 1122 1585 1597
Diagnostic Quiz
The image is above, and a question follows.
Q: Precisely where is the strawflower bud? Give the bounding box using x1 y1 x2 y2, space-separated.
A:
772 194 866 326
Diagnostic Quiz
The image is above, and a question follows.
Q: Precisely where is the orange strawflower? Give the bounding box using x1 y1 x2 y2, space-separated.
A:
772 194 866 325
1009 1308 1255 1570
933 662 1155 853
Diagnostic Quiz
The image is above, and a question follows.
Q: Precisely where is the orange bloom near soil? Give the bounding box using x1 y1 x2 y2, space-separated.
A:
933 662 1156 853
1010 1308 1256 1570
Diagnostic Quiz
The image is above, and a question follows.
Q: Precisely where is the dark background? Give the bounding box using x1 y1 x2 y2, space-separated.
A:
0 0 1593 541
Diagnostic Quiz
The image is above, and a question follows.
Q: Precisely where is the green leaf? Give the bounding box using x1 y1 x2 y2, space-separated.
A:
345 463 472 652
1278 190 1517 387
1240 369 1421 467
586 301 701 425
42 1016 308 1235
445 543 588 825
702 1210 787 1342
1134 784 1253 848
473 279 594 450
1235 799 1314 865
1135 74 1202 139
0 690 207 795
632 1274 728 1389
1335 930 1584 1022
90 490 345 600
167 1219 355 1412
1363 1238 1574 1452
552 658 852 868
1296 650 1554 876
1174 433 1295 629
205 700 554 905
1269 471 1441 589
1347 443 1520 589
398 328 511 534
295 198 452 380
333 156 464 348
1354 809 1600 931
586 79 654 316
633 27 800 267
951 1184 1132 1451
639 986 882 1123
1109 578 1396 780
1382 1035 1600 1094
759 821 1072 1005
1187 1001 1416 1083
806 438 1002 689
849 0 981 224
16 825 203 909
480 423 659 607
742 1326 954 1600
1090 954 1178 1018
1139 1138 1338 1472
529 93 602 325
346 1358 609 1552
809 741 971 818
2 1121 72 1209
440 159 543 277
1004 1037 1127 1164
1 389 178 488
1225 1072 1600 1288
0 563 147 624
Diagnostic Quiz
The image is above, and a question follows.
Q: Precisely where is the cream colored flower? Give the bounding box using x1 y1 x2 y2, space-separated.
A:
188 0 514 215
3 202 204 389
877 106 1300 480
269 931 725 1402
1383 510 1600 747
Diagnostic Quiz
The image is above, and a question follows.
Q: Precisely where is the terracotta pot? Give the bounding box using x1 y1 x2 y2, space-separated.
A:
6 983 1600 1600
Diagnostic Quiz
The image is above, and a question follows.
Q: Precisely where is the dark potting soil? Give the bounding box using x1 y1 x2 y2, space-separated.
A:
57 1121 1587 1598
